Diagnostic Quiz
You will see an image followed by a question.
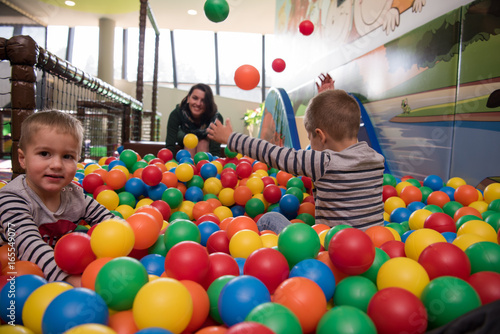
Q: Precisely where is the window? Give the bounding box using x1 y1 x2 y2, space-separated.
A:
114 27 123 80
47 26 69 60
22 26 46 48
72 26 99 76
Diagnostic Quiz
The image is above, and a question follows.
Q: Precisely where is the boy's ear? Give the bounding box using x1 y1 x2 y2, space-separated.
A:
18 148 26 169
315 128 327 144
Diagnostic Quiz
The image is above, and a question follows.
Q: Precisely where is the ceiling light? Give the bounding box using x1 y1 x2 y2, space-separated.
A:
64 1 76 6
187 9 197 15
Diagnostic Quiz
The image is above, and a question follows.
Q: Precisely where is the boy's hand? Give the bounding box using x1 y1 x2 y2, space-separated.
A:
316 73 335 93
207 119 233 145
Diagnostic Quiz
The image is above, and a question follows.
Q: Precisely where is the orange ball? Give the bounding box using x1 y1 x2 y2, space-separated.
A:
312 224 330 235
453 206 482 222
234 186 253 206
162 171 178 188
219 217 234 230
135 205 164 229
133 167 144 179
316 250 349 284
365 225 396 248
426 191 450 208
399 185 422 205
252 162 268 172
108 310 139 334
105 169 128 190
126 212 161 250
226 216 259 239
276 171 293 187
0 244 18 269
81 257 113 290
2 260 44 278
298 202 315 216
180 280 210 332
454 185 479 206
234 64 260 90
206 198 222 210
192 201 215 221
196 326 228 334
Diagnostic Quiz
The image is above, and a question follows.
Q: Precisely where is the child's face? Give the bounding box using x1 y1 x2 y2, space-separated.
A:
18 126 80 200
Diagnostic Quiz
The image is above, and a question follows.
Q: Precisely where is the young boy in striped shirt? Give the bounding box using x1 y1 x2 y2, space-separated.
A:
207 89 385 232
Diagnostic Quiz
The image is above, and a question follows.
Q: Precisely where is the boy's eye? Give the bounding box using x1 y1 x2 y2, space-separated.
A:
64 154 76 160
39 151 49 157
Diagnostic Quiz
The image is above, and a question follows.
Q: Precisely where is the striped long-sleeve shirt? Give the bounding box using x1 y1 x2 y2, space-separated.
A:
228 132 385 230
0 175 115 282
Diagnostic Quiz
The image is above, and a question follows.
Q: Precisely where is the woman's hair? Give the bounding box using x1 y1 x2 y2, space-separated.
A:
19 110 84 155
180 83 218 123
303 89 360 141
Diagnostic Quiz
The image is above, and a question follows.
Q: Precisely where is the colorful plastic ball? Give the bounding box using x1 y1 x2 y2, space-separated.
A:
141 164 162 187
289 258 335 301
119 149 138 169
107 310 139 334
165 241 210 284
447 176 467 189
184 186 204 203
364 226 394 248
182 133 198 149
54 232 96 275
235 162 252 179
367 287 427 334
421 276 481 329
271 58 286 72
207 275 235 324
399 185 422 205
95 257 148 311
234 64 260 91
233 186 253 206
453 184 478 206
439 186 456 201
245 302 303 334
124 177 146 198
407 200 426 212
484 183 500 204
229 229 263 259
299 19 315 36
204 252 240 289
139 253 165 276
383 174 397 187
81 257 113 290
442 200 463 218
384 196 406 214
200 162 217 180
279 223 321 268
418 242 471 280
333 275 377 312
468 271 500 305
404 228 447 261
465 241 500 274
218 275 271 327
389 207 411 224
316 305 377 334
458 219 497 243
146 183 167 201
224 146 238 158
198 221 220 246
157 148 173 163
96 189 119 210
0 325 35 334
0 275 47 325
243 248 289 294
204 177 223 195
408 209 433 230
379 240 406 258
262 184 281 204
206 230 230 254
21 281 73 333
204 0 230 23
42 288 108 333
424 212 456 233
244 197 266 218
178 280 210 333
133 278 192 333
279 194 300 215
164 220 201 251
377 257 429 298
82 173 105 194
328 228 375 275
426 190 450 208
90 219 135 258
423 174 444 191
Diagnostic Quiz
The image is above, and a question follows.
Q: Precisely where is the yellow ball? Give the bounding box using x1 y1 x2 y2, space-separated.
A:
63 324 117 334
260 233 279 248
96 189 119 211
90 219 135 258
183 133 199 149
377 257 430 298
229 229 263 258
386 227 402 241
136 198 154 208
211 160 223 174
318 229 329 248
383 212 390 222
219 188 235 207
22 282 73 334
133 278 193 333
175 163 194 183
178 200 195 220
98 157 108 166
246 177 265 195
203 177 223 195
384 196 406 214
111 165 130 179
404 228 446 261
452 233 487 251
115 204 135 219
77 162 86 170
477 189 484 201
457 219 497 243
408 209 433 230
253 169 269 178
0 325 35 334
165 161 178 170
446 177 467 189
84 164 102 176
468 200 489 214
395 181 413 196
484 183 500 204
213 205 233 221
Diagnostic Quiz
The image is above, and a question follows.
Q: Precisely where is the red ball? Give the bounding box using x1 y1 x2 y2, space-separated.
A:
227 322 275 334
165 241 210 284
328 228 375 275
261 176 275 188
221 172 238 189
93 184 113 198
424 212 456 233
379 240 406 258
271 58 286 72
263 184 282 204
197 213 221 226
468 271 500 305
141 164 163 186
382 185 398 202
82 173 104 194
367 287 428 334
235 162 252 179
234 64 260 90
204 252 240 289
157 148 173 163
299 20 315 36
454 185 479 206
418 242 471 280
150 200 171 222
243 248 290 294
54 232 96 275
206 230 230 254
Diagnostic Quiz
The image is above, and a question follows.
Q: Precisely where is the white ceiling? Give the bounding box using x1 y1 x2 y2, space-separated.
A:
1 0 276 34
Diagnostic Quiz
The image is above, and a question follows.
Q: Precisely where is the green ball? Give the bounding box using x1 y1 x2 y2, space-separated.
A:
187 175 205 189
323 225 352 250
296 213 315 226
204 0 230 23
482 210 497 221
485 212 500 232
406 178 421 187
95 257 149 311
207 275 236 324
423 204 443 214
385 222 406 236
285 186 303 203
204 193 218 201
223 162 237 171
131 160 148 173
74 225 89 233
443 201 463 218
224 145 238 158
143 153 156 162
120 149 138 170
267 203 279 212
488 199 500 212
162 187 184 209
245 198 265 218
163 219 201 251
148 234 167 256
333 276 378 312
269 168 279 175
316 305 377 334
169 211 191 222
465 241 500 274
278 223 321 268
286 177 304 190
360 247 390 283
194 152 209 164
420 186 433 202
118 191 137 207
246 302 302 334
383 174 397 187
456 214 483 230
109 210 123 219
421 276 481 329
400 220 410 231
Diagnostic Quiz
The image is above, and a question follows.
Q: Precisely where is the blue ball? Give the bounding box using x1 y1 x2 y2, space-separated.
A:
42 288 109 333
290 259 336 301
178 157 194 165
279 194 300 215
108 159 127 170
231 205 245 217
198 221 221 246
206 152 214 161
125 177 147 198
184 186 204 202
147 183 168 201
75 172 85 183
407 201 426 212
234 258 246 276
136 328 174 334
140 254 166 276
441 231 457 243
440 186 456 201
176 149 192 162
0 274 47 325
401 229 415 243
200 163 218 180
390 207 412 224
423 174 444 191
218 275 271 326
